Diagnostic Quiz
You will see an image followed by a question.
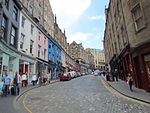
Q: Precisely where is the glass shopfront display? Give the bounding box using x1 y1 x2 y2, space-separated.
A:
144 54 150 87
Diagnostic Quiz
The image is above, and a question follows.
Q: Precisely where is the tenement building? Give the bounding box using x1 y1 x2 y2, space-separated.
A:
104 0 150 92
86 48 105 70
0 0 22 77
19 0 54 37
70 41 94 73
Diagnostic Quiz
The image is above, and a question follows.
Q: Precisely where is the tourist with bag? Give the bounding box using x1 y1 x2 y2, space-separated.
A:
13 72 21 95
2 72 12 96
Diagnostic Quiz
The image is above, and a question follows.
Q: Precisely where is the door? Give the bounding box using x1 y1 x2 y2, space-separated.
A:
134 57 143 88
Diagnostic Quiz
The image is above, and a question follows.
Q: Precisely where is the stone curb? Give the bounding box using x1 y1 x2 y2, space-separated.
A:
16 79 60 102
101 77 150 105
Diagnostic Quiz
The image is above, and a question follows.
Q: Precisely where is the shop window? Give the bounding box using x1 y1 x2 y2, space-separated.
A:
10 26 16 46
1 15 7 39
30 40 34 53
131 3 145 32
13 6 18 21
20 33 25 49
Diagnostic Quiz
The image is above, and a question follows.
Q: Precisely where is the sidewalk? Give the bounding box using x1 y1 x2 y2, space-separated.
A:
101 75 150 104
0 79 59 113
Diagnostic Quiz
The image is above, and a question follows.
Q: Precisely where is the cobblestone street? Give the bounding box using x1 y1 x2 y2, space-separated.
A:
19 75 150 113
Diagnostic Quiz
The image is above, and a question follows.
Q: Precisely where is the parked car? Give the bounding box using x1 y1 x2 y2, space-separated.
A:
60 73 71 81
77 72 81 77
69 71 77 78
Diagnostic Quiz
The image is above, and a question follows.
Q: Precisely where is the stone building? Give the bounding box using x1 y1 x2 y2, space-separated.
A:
104 0 150 91
19 0 54 37
86 48 105 70
54 16 68 52
0 0 22 76
70 41 94 73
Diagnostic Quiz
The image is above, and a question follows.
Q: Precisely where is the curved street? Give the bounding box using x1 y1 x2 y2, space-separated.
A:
16 75 150 113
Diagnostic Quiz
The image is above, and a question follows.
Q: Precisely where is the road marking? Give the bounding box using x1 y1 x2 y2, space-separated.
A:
22 94 33 113
101 79 150 106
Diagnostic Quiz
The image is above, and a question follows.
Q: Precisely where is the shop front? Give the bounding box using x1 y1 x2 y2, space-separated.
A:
19 54 36 82
36 58 48 77
0 40 20 79
132 42 150 92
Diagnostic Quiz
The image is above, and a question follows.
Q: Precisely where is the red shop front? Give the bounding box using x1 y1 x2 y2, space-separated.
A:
131 42 150 92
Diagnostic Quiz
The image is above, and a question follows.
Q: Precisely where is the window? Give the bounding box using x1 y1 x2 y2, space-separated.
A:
1 16 7 39
21 16 26 28
13 7 18 21
131 4 145 31
44 49 47 59
44 37 46 44
4 0 9 9
10 26 16 45
29 6 33 14
20 33 25 49
31 25 34 34
30 40 34 53
38 32 41 40
38 45 41 57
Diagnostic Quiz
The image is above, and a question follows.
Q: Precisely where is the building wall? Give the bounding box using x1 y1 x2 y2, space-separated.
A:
104 0 150 91
86 48 105 69
18 10 37 57
36 28 48 62
0 0 21 49
0 0 21 76
19 0 54 37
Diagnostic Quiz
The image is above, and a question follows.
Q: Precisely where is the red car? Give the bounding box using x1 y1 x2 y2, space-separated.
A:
59 73 71 81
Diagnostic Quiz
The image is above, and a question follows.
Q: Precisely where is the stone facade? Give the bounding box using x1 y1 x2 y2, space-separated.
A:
54 18 68 52
0 0 21 76
19 0 54 37
70 41 94 73
104 0 150 91
86 48 105 70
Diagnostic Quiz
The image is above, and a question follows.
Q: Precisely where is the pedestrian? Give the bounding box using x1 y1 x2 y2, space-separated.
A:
32 74 37 86
127 73 133 91
25 72 28 86
21 73 27 87
13 72 21 95
114 69 118 81
2 72 12 96
37 72 42 86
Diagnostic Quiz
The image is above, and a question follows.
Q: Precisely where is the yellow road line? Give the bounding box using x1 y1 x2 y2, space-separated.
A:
22 94 33 113
101 79 150 106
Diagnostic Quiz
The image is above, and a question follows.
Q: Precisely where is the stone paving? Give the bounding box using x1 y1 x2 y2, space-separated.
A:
24 75 150 113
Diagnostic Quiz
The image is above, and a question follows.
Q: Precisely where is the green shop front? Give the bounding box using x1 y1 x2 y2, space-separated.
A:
0 40 20 80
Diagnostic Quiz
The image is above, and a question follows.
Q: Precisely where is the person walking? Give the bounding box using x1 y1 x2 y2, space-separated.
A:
32 74 37 86
21 73 27 87
13 72 21 95
127 73 133 91
2 72 12 96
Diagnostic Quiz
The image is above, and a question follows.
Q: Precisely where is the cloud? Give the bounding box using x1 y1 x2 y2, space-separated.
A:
68 32 93 46
89 15 105 20
50 0 92 29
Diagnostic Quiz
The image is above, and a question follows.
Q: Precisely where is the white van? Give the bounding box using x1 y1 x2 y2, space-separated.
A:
69 71 77 78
